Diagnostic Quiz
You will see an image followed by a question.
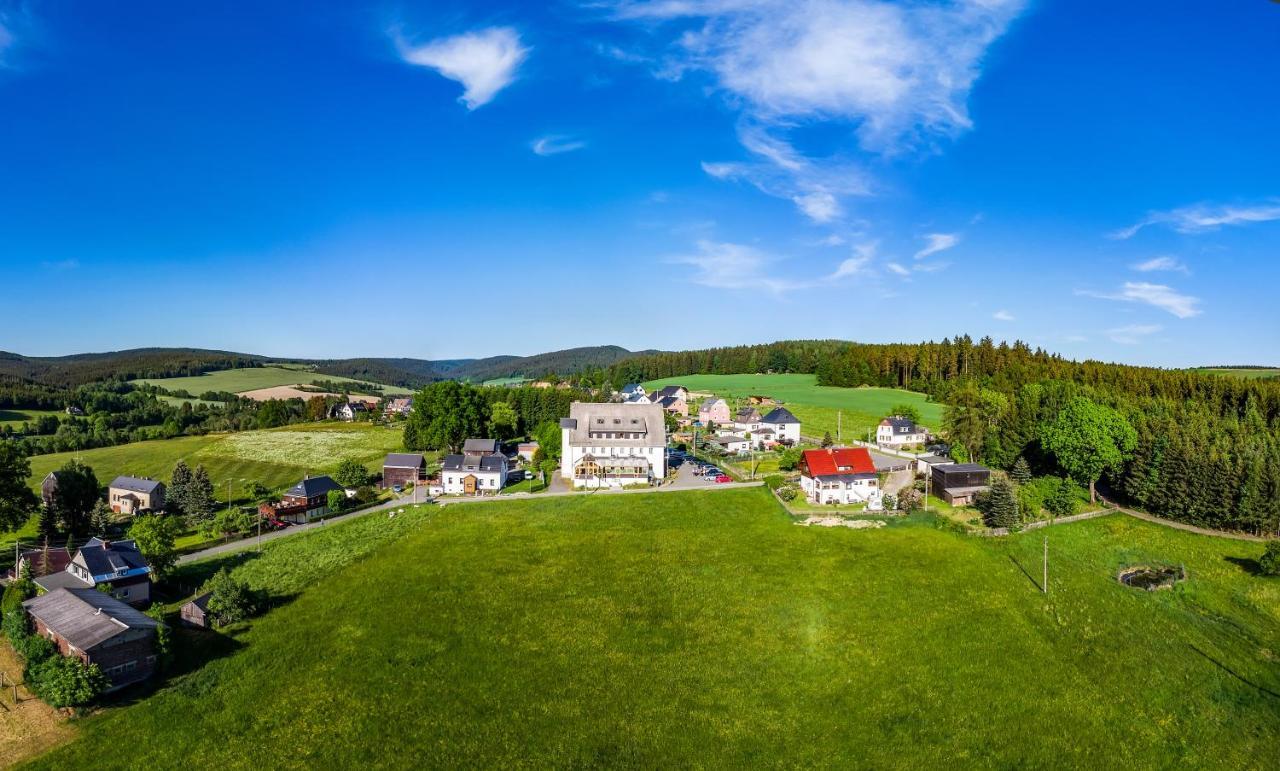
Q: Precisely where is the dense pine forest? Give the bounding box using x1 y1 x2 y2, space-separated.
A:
597 338 1280 534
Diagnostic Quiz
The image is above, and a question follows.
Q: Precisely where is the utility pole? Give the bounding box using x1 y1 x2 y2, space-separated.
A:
837 411 841 443
1042 536 1048 594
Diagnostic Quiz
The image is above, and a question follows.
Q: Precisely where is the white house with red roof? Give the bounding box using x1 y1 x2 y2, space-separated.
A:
798 447 882 505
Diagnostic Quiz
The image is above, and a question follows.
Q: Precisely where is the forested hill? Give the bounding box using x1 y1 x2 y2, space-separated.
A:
0 348 267 386
595 338 1280 534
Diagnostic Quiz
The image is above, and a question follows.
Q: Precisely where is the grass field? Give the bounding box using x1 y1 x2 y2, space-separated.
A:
23 423 407 502
645 373 944 441
22 488 1280 768
1193 367 1280 380
0 408 62 430
131 365 412 396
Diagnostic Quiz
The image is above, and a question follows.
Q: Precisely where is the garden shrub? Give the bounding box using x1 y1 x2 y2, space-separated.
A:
1260 541 1280 577
763 475 785 491
27 655 108 708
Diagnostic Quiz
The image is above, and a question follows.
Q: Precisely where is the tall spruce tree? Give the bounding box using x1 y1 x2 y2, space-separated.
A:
984 476 1020 529
1010 456 1032 485
169 460 193 517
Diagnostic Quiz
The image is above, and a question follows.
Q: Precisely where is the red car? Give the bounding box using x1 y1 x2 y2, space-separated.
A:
715 474 732 483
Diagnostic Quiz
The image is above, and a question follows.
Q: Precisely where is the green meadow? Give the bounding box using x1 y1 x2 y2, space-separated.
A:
0 409 63 430
1193 367 1280 380
130 365 412 395
23 422 406 502
644 373 944 440
23 488 1280 768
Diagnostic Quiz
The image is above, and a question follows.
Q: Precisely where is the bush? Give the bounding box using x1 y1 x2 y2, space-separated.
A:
202 568 258 628
1044 477 1078 518
27 655 108 708
1 576 35 621
777 485 799 502
1260 541 1280 577
763 474 785 491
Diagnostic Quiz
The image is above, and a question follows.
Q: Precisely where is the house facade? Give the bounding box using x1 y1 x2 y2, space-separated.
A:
698 398 730 425
331 401 369 421
382 453 426 488
180 593 213 629
32 538 153 606
932 463 991 506
517 441 539 462
712 435 751 455
262 475 344 523
760 407 801 445
441 452 508 495
383 397 413 417
619 383 646 401
24 588 159 690
108 476 165 515
876 417 928 447
799 447 881 505
560 402 667 488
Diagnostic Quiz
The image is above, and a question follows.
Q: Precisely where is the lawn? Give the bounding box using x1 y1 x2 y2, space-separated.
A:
130 365 412 396
1193 367 1279 380
644 373 944 441
22 488 1280 768
0 408 62 430
24 423 406 502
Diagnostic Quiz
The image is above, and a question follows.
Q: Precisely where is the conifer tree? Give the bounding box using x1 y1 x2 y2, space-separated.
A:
983 476 1019 528
1010 456 1032 485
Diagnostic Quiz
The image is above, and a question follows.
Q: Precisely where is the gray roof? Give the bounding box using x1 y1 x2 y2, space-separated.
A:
23 588 158 651
652 385 685 400
937 463 989 475
33 570 93 592
918 454 954 465
109 476 163 494
560 418 577 429
700 398 727 410
883 417 919 433
184 592 212 615
77 538 151 579
620 383 644 393
562 402 666 448
761 407 800 425
462 438 500 455
712 435 748 446
384 453 425 469
442 453 507 473
286 475 343 498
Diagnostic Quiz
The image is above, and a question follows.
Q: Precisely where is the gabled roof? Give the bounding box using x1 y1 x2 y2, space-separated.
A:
700 398 727 410
462 438 501 455
286 475 343 498
384 453 425 469
655 396 682 409
24 588 158 651
620 383 645 394
109 476 163 494
735 407 761 422
442 453 507 473
801 447 876 477
880 417 919 433
562 402 666 448
77 538 151 580
652 385 686 399
760 407 799 425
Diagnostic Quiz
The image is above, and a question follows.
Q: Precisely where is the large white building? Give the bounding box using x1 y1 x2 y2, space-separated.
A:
560 402 667 488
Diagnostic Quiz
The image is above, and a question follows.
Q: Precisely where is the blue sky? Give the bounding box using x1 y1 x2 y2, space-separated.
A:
1 1 1277 367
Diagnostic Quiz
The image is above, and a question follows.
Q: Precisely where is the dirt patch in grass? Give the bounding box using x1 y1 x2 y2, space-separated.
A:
237 385 379 403
0 644 75 766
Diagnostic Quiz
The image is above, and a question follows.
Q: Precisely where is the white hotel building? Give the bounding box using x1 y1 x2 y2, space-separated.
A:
560 402 668 488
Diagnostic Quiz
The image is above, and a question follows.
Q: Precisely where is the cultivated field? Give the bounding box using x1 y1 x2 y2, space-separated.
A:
130 365 412 396
0 409 62 430
234 386 380 403
24 423 406 501
23 488 1280 768
1193 367 1280 380
644 373 944 440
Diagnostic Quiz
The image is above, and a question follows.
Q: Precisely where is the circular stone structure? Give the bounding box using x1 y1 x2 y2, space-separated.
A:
1118 565 1186 591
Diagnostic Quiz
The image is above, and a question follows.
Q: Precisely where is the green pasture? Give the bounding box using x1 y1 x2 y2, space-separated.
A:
130 365 411 395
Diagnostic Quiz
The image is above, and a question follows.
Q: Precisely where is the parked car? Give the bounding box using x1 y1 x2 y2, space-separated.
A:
392 485 404 493
715 474 732 483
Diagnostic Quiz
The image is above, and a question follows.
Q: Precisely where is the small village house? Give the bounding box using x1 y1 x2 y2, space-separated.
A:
4 546 72 581
759 407 801 445
441 450 508 495
654 395 688 416
33 538 153 606
711 435 751 455
382 453 426 488
876 416 928 448
651 385 690 402
517 441 540 462
698 397 730 425
931 463 991 506
799 447 881 505
560 402 667 489
383 397 413 417
261 475 344 524
108 476 166 515
23 588 159 690
732 407 762 433
915 454 955 475
331 401 369 421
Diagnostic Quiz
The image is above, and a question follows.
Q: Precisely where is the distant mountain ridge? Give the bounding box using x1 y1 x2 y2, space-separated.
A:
0 345 657 389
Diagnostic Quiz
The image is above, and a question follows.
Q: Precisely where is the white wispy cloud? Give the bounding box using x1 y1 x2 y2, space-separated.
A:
670 238 871 293
393 27 528 109
531 134 587 156
1111 200 1280 239
1107 324 1162 345
1131 255 1188 274
607 0 1025 220
992 309 1014 321
1078 282 1202 319
913 232 959 260
828 242 876 280
886 262 910 276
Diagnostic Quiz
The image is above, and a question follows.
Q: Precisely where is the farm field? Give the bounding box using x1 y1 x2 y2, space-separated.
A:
130 365 412 396
1193 367 1279 380
23 423 406 502
0 409 62 430
645 373 944 441
24 488 1280 768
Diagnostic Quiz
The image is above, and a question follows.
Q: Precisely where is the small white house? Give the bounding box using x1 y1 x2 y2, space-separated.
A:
441 453 508 495
876 416 928 447
711 435 751 455
619 383 647 400
759 407 801 445
798 447 882 505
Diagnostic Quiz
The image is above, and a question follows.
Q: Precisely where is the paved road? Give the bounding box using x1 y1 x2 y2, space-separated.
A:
178 478 764 564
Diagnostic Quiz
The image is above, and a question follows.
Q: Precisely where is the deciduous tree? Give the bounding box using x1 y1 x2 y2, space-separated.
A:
0 441 38 532
129 514 181 581
1040 397 1137 503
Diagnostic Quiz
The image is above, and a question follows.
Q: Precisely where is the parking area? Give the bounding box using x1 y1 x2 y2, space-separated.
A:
665 453 734 489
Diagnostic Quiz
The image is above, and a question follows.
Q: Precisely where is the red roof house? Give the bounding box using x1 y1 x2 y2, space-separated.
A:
798 447 880 505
